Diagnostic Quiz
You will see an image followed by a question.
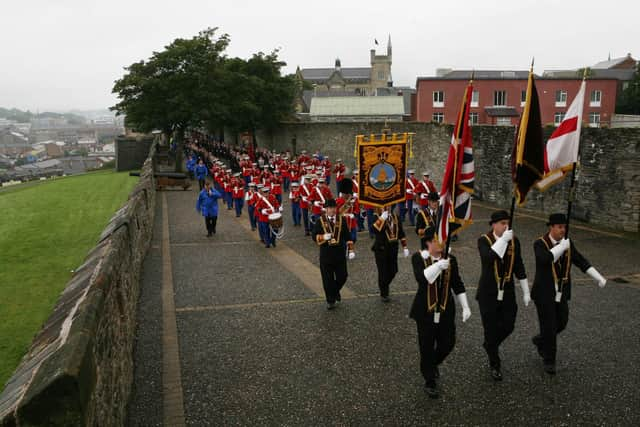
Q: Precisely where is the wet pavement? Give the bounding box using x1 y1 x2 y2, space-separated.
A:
127 186 640 426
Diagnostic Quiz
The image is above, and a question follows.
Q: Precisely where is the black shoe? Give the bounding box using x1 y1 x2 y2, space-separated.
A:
381 296 390 303
434 367 440 379
424 383 439 399
272 240 276 247
265 245 270 248
327 302 336 310
532 336 544 358
305 231 310 236
336 292 341 302
491 366 503 381
544 363 556 375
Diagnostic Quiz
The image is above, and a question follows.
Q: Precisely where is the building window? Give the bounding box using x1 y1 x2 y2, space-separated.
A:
555 90 567 107
554 112 566 126
589 112 600 128
433 91 444 107
378 71 385 80
521 90 527 107
496 117 511 126
494 91 506 106
471 90 479 107
469 112 479 125
590 90 602 107
432 112 444 123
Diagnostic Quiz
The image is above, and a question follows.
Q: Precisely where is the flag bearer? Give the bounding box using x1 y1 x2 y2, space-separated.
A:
410 227 471 398
531 213 607 375
477 210 529 381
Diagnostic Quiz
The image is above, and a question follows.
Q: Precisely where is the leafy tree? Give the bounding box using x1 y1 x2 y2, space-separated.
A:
616 63 640 115
112 28 296 167
111 28 229 171
216 51 296 147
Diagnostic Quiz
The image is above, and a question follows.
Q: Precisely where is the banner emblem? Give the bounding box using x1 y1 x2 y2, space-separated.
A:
355 132 413 207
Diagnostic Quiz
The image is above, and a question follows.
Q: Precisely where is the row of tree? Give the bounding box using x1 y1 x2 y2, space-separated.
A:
111 28 297 169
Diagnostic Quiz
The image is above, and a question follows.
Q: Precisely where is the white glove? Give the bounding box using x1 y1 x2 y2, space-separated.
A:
502 229 513 242
323 233 332 241
436 258 450 271
586 267 607 288
346 213 354 219
302 197 308 202
261 209 268 215
420 250 429 259
491 237 509 259
423 259 449 283
348 251 356 260
380 211 389 221
456 292 471 322
550 238 570 262
403 247 410 258
278 206 283 212
519 278 531 307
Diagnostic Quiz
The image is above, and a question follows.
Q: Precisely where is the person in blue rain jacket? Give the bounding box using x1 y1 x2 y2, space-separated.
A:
196 180 222 237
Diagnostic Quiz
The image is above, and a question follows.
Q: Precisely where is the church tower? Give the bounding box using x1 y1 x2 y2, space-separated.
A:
370 34 393 95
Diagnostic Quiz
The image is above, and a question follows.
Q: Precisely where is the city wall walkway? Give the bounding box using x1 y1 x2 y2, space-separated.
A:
127 186 640 426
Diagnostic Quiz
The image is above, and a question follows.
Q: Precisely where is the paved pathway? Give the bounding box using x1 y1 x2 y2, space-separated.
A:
127 186 640 426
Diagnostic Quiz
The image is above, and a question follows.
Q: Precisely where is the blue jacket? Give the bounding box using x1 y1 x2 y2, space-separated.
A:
186 157 196 172
196 188 221 217
195 164 208 180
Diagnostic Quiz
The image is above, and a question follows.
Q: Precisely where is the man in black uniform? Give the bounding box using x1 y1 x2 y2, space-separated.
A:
532 213 607 374
372 205 410 302
312 199 354 310
410 227 471 398
477 210 529 381
415 192 439 247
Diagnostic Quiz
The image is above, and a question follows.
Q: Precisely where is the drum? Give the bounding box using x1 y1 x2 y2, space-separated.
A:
268 212 283 230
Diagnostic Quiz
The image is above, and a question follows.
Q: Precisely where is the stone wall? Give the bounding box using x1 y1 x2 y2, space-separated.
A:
257 122 640 232
0 143 157 425
115 135 154 172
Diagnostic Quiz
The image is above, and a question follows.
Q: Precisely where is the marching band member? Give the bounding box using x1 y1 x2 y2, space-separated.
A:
255 186 281 248
299 175 313 236
309 177 334 224
477 210 528 381
312 199 353 310
531 213 606 375
231 173 245 217
246 182 258 231
415 192 440 248
410 227 471 398
289 182 302 227
372 205 409 302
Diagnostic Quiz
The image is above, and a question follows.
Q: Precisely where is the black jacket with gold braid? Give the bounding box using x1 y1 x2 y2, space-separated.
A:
532 233 591 303
409 253 465 322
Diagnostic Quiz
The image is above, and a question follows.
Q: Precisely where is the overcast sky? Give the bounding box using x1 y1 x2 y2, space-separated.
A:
0 0 637 112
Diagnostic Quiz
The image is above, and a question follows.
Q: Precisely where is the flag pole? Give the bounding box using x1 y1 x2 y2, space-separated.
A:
564 70 587 239
444 75 473 260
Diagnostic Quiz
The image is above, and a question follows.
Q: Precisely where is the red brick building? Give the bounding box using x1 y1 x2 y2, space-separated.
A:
414 70 619 127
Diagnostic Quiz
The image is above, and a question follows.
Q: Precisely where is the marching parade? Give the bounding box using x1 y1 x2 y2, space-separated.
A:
178 101 607 399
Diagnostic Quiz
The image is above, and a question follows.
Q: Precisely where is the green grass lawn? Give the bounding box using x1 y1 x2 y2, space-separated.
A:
0 171 139 387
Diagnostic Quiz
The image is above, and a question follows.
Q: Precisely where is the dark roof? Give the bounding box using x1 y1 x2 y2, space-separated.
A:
418 70 531 81
300 67 371 82
484 107 520 117
592 55 636 69
543 69 635 81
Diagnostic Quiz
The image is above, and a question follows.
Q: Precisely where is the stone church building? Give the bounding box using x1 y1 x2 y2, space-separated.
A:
296 36 394 97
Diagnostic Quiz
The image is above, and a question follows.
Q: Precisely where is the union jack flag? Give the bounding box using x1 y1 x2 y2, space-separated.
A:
436 80 474 245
